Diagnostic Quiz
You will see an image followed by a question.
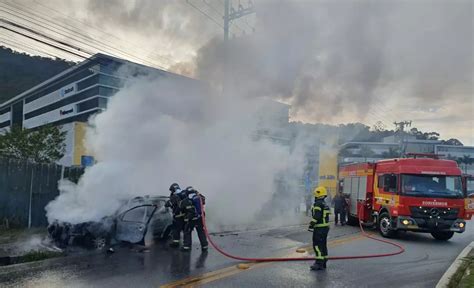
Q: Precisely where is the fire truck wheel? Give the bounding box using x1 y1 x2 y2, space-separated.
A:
378 212 397 238
430 231 454 241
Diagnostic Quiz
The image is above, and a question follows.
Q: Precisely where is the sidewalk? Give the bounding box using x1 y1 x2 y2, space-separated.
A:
0 228 62 266
436 241 474 288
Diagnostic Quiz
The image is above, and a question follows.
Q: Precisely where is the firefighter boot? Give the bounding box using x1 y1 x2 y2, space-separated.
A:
169 240 180 248
310 261 324 271
323 259 328 268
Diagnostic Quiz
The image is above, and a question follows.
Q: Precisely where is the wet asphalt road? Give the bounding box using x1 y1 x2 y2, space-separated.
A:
0 221 472 288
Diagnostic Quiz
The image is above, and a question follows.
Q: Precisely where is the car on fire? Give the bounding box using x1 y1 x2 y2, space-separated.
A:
48 195 173 249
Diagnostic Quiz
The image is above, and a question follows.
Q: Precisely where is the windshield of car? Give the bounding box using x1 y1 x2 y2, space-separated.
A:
467 178 474 197
401 174 463 199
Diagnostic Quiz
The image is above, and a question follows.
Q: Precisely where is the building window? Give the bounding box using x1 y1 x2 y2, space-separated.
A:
76 98 99 112
11 101 23 127
99 74 122 88
76 97 107 113
99 86 118 96
0 120 10 128
25 86 100 120
0 107 10 115
76 74 99 91
25 68 94 104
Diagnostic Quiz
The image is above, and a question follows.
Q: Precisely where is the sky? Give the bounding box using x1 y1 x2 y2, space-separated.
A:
0 0 473 145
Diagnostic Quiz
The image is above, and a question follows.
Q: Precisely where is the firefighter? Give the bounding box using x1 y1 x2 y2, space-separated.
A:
332 192 347 225
165 183 186 248
180 187 209 252
308 186 331 271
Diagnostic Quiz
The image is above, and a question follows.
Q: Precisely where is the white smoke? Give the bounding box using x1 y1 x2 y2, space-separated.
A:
46 72 299 229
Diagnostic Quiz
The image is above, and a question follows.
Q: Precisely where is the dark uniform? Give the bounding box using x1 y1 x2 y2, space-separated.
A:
165 183 186 248
333 193 348 225
181 188 208 251
309 195 331 270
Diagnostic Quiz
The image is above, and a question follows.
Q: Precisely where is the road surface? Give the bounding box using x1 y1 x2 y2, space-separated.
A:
1 221 472 288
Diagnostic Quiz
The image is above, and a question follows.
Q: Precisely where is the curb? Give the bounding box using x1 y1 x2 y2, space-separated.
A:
436 241 474 288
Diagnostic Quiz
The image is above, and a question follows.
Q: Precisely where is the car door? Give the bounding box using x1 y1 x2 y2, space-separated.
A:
115 205 157 243
148 200 173 238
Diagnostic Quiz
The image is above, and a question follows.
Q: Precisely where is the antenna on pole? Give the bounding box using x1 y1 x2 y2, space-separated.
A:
223 0 255 41
393 120 412 132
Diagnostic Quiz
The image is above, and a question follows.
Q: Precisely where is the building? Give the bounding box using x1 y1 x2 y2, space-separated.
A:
435 145 474 175
0 53 203 166
337 140 474 175
339 141 400 164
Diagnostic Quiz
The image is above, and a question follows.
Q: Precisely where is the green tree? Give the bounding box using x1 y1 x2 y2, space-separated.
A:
359 146 376 159
457 155 474 174
381 147 401 158
441 138 464 146
0 125 66 163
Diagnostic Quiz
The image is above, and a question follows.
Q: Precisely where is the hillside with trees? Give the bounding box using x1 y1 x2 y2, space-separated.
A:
0 46 74 103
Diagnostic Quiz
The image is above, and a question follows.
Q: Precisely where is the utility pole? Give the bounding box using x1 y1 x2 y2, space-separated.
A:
223 0 255 41
224 0 230 41
394 120 412 157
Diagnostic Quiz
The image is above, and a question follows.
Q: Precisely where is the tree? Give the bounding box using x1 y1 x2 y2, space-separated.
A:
359 146 376 159
381 147 401 158
0 125 66 163
457 155 474 174
441 138 464 146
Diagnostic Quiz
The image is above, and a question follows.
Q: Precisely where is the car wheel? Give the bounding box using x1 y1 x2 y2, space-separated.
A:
378 212 398 238
84 233 109 250
431 231 454 241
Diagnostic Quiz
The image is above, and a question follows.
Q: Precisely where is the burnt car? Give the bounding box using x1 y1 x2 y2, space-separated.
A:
48 195 173 249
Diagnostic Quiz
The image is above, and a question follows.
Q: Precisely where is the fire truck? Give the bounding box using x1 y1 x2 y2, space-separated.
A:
339 154 467 241
463 174 474 219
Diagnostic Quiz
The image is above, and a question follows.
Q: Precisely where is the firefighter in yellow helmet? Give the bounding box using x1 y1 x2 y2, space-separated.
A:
308 186 331 271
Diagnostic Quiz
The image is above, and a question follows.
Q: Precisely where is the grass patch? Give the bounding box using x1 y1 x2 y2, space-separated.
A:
458 257 474 288
448 256 474 288
0 228 45 245
16 250 64 264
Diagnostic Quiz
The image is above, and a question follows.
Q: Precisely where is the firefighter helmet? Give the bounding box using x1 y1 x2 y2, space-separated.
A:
313 186 328 198
169 183 180 192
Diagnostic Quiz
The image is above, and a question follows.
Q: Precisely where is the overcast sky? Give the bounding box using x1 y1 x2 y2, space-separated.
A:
0 0 472 145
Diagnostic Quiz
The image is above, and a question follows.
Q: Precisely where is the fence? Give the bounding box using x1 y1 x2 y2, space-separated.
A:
0 158 84 228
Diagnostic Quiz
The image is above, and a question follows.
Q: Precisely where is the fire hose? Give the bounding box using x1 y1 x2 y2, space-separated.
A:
199 197 405 262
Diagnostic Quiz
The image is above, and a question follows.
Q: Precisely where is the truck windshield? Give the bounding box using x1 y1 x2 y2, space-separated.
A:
401 174 463 199
467 178 474 197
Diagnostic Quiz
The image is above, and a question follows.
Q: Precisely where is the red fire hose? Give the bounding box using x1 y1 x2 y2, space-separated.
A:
199 198 405 262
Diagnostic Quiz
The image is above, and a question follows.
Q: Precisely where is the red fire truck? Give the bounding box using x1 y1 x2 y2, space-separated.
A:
339 154 467 241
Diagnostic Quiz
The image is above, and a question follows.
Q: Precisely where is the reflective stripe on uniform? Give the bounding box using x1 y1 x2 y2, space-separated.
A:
312 206 322 211
315 223 330 228
314 246 324 260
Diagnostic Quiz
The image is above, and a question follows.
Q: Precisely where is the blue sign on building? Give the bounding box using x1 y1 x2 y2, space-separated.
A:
81 155 95 167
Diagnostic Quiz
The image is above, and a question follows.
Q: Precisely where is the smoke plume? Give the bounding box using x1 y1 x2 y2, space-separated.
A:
46 72 297 229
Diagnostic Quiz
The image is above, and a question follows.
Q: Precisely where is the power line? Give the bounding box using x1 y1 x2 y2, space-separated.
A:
0 24 88 59
0 34 59 58
31 0 173 66
186 0 224 29
201 0 247 35
0 2 167 69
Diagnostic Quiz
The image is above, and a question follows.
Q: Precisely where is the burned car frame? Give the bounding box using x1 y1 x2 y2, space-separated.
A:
48 195 173 249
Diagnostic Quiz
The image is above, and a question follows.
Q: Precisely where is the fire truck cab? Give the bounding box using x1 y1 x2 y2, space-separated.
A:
339 156 467 241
